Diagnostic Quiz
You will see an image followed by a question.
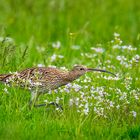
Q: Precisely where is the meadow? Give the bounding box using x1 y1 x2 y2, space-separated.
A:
0 0 140 139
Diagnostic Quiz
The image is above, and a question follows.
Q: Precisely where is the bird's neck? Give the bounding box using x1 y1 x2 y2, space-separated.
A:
67 71 81 82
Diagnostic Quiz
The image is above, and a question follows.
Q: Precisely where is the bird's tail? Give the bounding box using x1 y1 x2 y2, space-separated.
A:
0 74 11 82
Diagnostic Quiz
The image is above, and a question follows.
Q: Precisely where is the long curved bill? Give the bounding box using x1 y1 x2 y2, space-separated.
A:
87 68 116 77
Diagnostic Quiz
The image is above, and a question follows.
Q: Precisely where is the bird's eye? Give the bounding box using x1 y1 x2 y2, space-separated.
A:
80 68 84 70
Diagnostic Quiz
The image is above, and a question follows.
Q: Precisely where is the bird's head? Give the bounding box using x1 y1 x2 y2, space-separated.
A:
71 65 88 77
70 65 116 78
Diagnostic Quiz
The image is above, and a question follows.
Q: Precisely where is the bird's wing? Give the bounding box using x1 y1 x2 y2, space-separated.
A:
0 67 68 88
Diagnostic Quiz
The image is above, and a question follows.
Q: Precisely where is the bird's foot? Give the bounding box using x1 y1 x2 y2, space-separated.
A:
29 101 63 111
47 102 63 111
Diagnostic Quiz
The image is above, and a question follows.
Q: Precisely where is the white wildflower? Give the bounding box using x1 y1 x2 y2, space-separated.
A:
116 105 120 109
75 98 79 106
44 99 48 103
64 87 70 93
114 32 120 37
131 111 137 118
103 76 120 81
33 82 42 86
56 97 60 104
71 45 80 50
72 83 82 92
110 101 114 107
66 83 72 88
3 87 9 94
58 55 64 59
52 41 61 49
69 98 74 106
50 54 57 62
50 54 64 62
37 64 45 67
113 45 121 49
48 65 56 68
36 46 45 52
83 107 89 115
91 47 104 53
60 66 67 70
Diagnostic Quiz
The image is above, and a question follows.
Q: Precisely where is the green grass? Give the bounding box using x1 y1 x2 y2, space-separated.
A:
0 0 140 139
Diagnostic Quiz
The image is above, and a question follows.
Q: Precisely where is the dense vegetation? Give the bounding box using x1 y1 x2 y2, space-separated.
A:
0 0 140 139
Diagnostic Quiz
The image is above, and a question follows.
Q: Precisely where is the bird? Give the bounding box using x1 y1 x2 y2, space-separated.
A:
0 65 116 109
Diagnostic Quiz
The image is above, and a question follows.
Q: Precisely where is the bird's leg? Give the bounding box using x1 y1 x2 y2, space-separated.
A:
47 102 63 110
29 91 40 109
34 101 63 110
29 92 63 110
34 103 46 107
30 92 46 108
34 102 63 110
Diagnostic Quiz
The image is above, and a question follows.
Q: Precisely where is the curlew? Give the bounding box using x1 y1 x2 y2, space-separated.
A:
0 65 116 109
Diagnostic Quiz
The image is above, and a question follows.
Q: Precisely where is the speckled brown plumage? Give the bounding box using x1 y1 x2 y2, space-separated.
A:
0 65 116 108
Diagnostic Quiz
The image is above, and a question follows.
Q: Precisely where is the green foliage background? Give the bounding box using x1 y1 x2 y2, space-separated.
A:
0 0 140 139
